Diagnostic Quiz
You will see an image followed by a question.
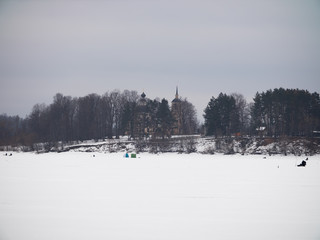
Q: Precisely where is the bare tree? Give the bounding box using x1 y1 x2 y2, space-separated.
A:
121 90 139 138
181 98 198 135
232 93 250 135
76 94 101 140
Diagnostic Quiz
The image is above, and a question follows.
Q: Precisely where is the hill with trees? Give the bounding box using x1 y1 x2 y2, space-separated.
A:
0 90 198 148
1 88 319 154
204 88 320 138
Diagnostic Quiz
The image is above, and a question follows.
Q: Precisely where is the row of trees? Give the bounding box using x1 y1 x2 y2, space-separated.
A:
204 88 320 137
1 88 319 147
250 89 320 137
0 90 198 146
204 93 250 136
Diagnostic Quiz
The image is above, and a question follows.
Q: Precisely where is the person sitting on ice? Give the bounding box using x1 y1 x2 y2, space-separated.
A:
297 160 306 167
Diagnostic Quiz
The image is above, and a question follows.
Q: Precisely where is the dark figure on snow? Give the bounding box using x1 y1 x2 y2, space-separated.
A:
297 160 306 167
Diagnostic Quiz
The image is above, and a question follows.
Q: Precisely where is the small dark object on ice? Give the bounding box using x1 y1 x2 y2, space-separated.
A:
297 160 306 167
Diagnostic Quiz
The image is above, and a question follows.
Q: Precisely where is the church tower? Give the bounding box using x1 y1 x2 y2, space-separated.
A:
134 91 149 139
171 87 182 135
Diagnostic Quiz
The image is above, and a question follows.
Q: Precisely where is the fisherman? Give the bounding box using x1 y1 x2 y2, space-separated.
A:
297 160 306 167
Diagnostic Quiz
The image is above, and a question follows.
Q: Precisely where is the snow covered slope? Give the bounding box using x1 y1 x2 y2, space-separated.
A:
0 152 320 240
63 136 320 155
2 136 319 155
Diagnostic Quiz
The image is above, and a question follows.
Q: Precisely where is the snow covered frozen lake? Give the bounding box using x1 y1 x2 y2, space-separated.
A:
0 152 320 240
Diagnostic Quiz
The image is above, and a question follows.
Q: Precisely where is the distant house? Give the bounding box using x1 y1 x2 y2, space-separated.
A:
313 131 320 138
256 126 266 131
256 126 266 137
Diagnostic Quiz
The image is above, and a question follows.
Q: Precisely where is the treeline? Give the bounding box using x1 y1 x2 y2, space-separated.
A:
251 88 320 137
0 90 198 147
1 88 320 148
204 88 320 137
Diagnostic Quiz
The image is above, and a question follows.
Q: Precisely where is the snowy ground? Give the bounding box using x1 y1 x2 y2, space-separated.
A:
0 152 320 240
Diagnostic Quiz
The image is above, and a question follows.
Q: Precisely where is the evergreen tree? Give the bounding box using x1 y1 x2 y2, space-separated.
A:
204 97 220 136
204 93 240 136
156 99 174 139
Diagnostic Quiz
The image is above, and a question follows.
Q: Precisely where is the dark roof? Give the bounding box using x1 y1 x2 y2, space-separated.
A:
141 92 146 98
172 98 181 103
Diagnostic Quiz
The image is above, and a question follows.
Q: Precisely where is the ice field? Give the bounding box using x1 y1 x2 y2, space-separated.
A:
0 152 320 240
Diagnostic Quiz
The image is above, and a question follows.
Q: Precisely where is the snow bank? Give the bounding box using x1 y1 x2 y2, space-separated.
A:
65 137 320 156
2 136 319 156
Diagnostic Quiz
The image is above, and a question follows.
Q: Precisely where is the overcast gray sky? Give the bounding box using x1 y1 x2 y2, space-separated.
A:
1 0 319 121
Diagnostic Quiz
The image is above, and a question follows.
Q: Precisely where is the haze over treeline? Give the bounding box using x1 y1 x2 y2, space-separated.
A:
0 88 319 147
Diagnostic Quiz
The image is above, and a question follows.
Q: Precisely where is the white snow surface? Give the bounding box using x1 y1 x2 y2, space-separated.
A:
0 152 320 240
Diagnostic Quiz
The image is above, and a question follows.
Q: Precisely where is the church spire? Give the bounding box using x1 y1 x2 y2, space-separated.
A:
175 86 179 99
172 86 181 103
